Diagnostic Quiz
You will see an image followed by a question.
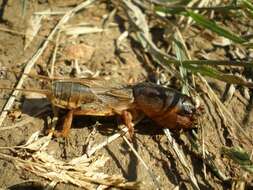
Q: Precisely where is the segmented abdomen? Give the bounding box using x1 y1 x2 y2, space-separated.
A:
51 81 96 109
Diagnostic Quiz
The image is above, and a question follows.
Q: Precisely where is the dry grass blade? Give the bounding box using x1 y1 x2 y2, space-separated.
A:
121 0 176 74
198 74 253 147
23 133 52 151
62 26 104 36
187 131 230 181
0 129 139 189
163 129 200 190
0 0 97 128
24 14 45 49
221 146 253 174
87 123 160 189
0 151 139 189
122 0 149 37
50 31 61 77
87 126 129 157
122 135 161 190
223 84 236 105
34 11 67 15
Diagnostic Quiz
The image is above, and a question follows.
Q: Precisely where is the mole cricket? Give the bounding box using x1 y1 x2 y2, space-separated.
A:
0 72 200 137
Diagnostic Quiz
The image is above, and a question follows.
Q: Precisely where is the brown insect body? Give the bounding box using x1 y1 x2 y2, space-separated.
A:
133 82 197 129
2 74 198 136
49 79 134 116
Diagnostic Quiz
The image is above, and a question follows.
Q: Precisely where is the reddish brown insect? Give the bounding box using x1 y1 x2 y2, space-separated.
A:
1 75 199 137
132 82 198 130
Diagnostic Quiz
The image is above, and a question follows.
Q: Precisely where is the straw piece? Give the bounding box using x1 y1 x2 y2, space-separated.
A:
163 128 200 190
87 126 128 157
122 135 162 189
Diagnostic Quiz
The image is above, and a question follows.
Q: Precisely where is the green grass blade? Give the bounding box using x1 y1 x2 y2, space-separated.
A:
241 0 253 10
124 1 253 88
21 0 27 18
241 0 253 18
137 33 253 87
183 64 253 88
173 35 190 94
221 146 253 174
181 60 253 68
155 5 241 14
187 11 247 44
155 6 185 14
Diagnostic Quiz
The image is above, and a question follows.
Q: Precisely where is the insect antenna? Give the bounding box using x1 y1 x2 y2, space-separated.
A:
0 86 51 97
0 69 95 82
0 69 56 81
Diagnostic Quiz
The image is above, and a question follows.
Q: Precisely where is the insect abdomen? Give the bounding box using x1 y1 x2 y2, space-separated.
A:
51 81 96 109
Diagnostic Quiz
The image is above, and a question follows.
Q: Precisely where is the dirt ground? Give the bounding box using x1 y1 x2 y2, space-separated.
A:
0 0 253 190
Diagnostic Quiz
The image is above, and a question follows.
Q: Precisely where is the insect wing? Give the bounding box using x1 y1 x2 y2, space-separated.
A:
88 82 134 113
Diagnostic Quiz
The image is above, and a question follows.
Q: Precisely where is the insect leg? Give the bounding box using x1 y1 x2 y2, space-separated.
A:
59 110 74 137
50 109 74 137
51 105 59 131
46 105 61 137
121 110 134 139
